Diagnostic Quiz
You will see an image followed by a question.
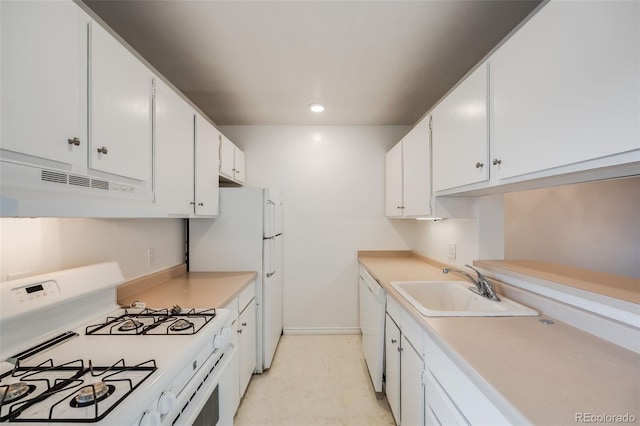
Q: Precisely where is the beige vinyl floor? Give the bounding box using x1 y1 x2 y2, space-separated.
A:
234 335 396 426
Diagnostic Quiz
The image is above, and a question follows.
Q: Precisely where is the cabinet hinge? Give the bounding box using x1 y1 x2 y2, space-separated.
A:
421 370 427 386
428 115 433 130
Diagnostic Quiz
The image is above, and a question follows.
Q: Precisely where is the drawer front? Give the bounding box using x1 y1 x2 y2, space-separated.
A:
239 280 256 312
424 333 510 425
401 309 425 357
386 295 402 324
424 369 469 426
223 297 239 319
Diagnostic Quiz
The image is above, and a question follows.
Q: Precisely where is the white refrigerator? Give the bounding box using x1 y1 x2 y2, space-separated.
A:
189 187 283 373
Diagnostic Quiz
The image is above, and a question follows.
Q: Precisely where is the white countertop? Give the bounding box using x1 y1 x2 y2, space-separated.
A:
358 251 640 425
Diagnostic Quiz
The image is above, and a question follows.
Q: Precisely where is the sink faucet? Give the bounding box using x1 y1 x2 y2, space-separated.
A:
442 265 501 302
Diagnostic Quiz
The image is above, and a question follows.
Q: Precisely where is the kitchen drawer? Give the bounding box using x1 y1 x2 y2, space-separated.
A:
424 369 469 426
223 298 239 329
424 332 509 425
401 309 425 357
239 281 256 312
386 295 402 324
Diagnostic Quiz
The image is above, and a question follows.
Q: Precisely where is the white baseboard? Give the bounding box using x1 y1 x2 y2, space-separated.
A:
284 327 361 335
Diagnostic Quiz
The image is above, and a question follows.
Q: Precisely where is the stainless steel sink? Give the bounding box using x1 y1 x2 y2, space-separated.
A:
391 281 538 317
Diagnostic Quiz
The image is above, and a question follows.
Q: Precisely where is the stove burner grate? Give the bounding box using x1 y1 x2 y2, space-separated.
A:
85 307 217 336
0 358 156 423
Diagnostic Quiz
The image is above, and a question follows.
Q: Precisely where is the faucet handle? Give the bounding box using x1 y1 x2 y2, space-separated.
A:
464 264 484 278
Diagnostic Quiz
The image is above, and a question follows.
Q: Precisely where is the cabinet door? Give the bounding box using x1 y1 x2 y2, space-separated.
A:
385 314 401 424
401 336 424 426
194 115 220 216
154 79 195 215
234 148 245 184
1 1 87 165
89 21 152 181
219 134 236 180
432 64 489 192
239 298 256 397
385 142 404 217
403 116 431 217
492 1 640 180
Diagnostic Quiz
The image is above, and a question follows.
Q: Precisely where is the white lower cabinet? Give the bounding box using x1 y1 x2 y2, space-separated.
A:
385 298 425 426
221 281 256 418
238 297 256 396
385 314 401 423
220 297 240 422
401 335 425 426
386 295 510 426
237 282 257 397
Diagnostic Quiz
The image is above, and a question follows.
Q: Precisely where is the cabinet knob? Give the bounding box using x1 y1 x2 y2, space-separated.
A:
492 158 502 165
198 202 204 206
391 339 397 344
97 147 108 155
237 329 243 334
67 137 81 146
475 162 484 168
235 170 240 174
398 347 402 352
190 201 196 205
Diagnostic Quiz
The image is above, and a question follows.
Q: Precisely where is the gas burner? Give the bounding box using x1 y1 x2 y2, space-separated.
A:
118 319 143 332
70 382 114 408
0 382 35 404
169 319 193 332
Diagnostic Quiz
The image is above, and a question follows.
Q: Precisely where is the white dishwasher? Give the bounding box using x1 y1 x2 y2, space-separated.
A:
359 265 386 392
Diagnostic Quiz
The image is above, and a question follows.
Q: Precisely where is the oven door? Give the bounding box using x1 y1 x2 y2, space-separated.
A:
171 342 237 426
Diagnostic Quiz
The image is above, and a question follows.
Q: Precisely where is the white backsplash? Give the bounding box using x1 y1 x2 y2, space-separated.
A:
0 218 185 282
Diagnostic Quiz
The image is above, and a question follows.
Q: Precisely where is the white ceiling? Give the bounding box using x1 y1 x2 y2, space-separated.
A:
83 0 541 126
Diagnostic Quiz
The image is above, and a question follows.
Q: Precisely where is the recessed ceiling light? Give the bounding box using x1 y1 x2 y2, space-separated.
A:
309 103 325 113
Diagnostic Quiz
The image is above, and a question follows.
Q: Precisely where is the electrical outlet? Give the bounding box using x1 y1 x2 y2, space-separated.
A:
447 243 456 260
148 247 158 267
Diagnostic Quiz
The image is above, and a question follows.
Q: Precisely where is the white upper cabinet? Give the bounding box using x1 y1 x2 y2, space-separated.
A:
89 21 152 182
385 115 431 218
385 142 404 217
234 148 246 184
1 1 87 166
402 116 431 217
432 63 489 193
491 0 640 181
195 114 220 216
154 79 195 216
219 134 245 185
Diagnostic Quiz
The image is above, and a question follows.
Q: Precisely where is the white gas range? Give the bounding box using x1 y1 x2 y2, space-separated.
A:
0 262 235 425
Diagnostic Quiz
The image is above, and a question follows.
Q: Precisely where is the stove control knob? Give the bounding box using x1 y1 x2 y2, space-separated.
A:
139 410 161 426
157 391 177 415
213 326 231 349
